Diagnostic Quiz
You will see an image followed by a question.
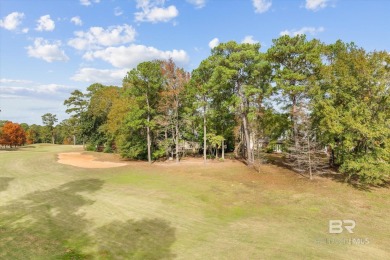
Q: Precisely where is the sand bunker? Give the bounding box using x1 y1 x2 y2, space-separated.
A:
57 152 127 169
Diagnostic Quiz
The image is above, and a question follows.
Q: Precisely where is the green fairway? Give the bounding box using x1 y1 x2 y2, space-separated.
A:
0 145 389 259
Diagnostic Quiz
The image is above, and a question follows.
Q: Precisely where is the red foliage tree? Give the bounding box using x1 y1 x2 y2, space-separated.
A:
0 121 26 147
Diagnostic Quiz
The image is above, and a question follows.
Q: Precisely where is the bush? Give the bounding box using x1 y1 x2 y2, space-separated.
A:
340 157 390 185
86 143 96 151
103 145 113 153
152 148 166 160
117 135 146 159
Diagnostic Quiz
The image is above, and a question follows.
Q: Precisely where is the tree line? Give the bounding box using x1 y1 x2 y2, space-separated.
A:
1 35 389 185
0 113 60 146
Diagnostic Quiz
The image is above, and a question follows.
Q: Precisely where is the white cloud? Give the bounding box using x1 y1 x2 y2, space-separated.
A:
35 15 55 31
208 37 219 49
68 24 136 50
280 26 325 36
0 84 74 97
0 12 25 31
187 0 206 9
252 0 272 13
0 78 32 84
36 84 73 94
26 38 69 62
114 7 124 16
241 35 259 44
22 28 29 33
305 0 329 11
135 0 179 23
80 0 100 6
0 80 76 124
70 16 83 26
71 68 128 84
83 44 189 68
136 6 178 23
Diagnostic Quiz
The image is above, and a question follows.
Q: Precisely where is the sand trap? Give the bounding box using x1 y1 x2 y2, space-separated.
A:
58 152 127 169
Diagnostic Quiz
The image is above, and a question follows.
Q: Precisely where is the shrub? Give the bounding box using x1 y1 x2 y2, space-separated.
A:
103 145 113 153
340 156 390 185
86 143 96 151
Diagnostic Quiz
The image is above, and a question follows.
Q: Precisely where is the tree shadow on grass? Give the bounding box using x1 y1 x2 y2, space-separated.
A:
320 172 390 192
96 219 176 260
0 179 104 259
0 177 14 192
0 178 176 259
263 154 390 191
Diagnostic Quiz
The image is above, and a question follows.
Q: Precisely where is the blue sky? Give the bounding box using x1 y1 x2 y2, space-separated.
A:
0 0 389 124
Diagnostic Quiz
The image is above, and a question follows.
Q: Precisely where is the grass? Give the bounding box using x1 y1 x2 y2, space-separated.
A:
0 144 389 259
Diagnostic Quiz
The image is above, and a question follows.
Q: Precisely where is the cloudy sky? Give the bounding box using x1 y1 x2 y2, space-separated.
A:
0 0 389 124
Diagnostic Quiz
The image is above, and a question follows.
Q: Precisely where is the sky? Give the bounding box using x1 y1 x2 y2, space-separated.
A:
0 0 389 125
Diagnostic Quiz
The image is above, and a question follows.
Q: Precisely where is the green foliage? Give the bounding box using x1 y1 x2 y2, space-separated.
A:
41 113 58 128
41 113 58 144
120 61 164 161
118 135 147 159
103 144 113 153
64 90 87 116
209 41 272 163
55 36 388 186
206 133 224 148
259 109 290 141
81 85 121 147
311 41 390 184
267 35 323 160
86 143 96 151
340 156 390 185
152 147 166 160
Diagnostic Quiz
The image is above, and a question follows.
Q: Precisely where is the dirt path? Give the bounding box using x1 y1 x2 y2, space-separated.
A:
57 152 128 169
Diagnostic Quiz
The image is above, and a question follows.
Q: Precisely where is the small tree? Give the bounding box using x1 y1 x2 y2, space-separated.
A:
207 133 224 159
64 90 88 145
41 113 58 144
285 109 327 180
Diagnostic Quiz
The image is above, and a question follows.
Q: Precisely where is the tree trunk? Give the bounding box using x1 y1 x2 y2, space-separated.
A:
292 95 301 169
308 134 312 180
165 129 169 159
242 113 252 164
222 139 225 160
292 96 299 150
171 125 174 159
51 132 55 144
73 135 76 146
234 140 242 158
146 94 152 164
175 121 179 163
328 146 335 167
238 82 252 165
147 125 151 164
203 103 207 164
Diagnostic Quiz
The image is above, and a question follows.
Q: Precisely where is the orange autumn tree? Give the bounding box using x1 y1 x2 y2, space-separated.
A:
0 121 26 147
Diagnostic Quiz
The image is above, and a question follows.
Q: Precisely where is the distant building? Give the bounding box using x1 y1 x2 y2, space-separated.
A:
254 136 285 153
